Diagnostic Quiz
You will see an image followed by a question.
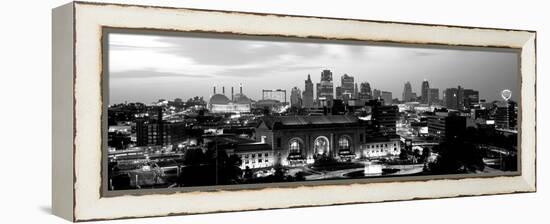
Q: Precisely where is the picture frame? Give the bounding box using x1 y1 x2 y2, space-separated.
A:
52 1 536 222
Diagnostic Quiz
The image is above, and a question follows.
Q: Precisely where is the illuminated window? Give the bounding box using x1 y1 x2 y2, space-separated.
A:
289 139 302 153
314 136 329 155
338 136 350 150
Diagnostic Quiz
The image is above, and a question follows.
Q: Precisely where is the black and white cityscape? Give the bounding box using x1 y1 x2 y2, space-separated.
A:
106 33 519 190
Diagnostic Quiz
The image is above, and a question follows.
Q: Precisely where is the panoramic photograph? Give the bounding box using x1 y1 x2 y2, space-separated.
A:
105 32 519 191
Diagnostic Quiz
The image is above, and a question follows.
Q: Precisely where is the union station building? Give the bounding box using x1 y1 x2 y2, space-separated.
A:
254 115 401 166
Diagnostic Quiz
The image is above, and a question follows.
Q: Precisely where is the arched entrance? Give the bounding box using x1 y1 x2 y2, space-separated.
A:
337 135 354 159
314 136 330 156
287 138 305 165
289 138 304 154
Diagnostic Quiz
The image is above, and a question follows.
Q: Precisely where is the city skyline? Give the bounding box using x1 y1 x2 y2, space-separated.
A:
109 33 519 104
106 32 519 191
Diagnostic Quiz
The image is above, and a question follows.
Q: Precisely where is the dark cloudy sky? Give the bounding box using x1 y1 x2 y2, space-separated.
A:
108 32 519 105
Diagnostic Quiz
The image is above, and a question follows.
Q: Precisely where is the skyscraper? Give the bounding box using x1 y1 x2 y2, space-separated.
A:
290 87 302 108
340 74 355 103
421 79 430 104
373 89 381 100
428 88 439 105
370 102 398 136
495 101 517 130
444 86 478 110
358 82 372 101
381 91 392 105
444 86 463 110
335 86 342 100
402 81 413 102
262 89 287 103
354 83 359 99
316 69 334 107
302 74 314 108
462 89 479 109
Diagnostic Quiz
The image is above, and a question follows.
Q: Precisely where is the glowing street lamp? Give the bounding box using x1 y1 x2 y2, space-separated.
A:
501 89 512 101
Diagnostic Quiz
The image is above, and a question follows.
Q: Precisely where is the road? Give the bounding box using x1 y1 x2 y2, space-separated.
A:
294 163 425 181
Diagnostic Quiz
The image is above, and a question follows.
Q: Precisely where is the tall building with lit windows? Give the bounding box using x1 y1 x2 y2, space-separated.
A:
302 74 314 108
358 82 372 101
421 79 430 104
340 74 355 103
290 87 302 108
316 69 334 107
402 81 413 102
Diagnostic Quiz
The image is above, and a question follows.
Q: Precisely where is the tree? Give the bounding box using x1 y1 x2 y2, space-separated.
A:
243 166 253 180
399 149 409 160
294 172 306 181
420 147 431 163
428 140 485 174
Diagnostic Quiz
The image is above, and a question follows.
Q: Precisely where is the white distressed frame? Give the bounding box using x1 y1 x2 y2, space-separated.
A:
57 1 536 221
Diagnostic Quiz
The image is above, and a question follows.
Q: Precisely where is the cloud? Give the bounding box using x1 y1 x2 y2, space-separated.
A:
154 36 326 66
412 51 438 57
211 64 324 78
111 69 213 79
108 33 519 104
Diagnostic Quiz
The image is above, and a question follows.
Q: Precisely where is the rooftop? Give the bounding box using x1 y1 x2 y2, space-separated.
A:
258 115 366 130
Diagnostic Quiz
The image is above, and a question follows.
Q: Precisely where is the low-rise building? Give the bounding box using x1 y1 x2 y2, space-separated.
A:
359 137 401 158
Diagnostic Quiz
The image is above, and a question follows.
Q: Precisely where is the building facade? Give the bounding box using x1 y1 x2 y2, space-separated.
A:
262 89 287 103
302 74 314 108
340 74 355 103
428 88 439 105
204 134 275 170
370 103 398 136
444 86 462 110
358 82 372 101
290 87 302 108
402 81 413 102
254 115 397 166
209 85 252 113
462 89 479 109
136 120 187 146
359 138 401 158
316 69 335 107
373 89 381 100
427 112 467 140
495 101 517 130
381 91 393 105
444 86 478 110
421 80 430 104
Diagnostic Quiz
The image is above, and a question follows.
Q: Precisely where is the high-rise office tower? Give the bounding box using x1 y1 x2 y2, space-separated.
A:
302 74 314 108
340 74 355 103
402 81 413 102
358 82 372 100
421 79 430 104
428 88 439 105
290 87 302 108
316 69 334 107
